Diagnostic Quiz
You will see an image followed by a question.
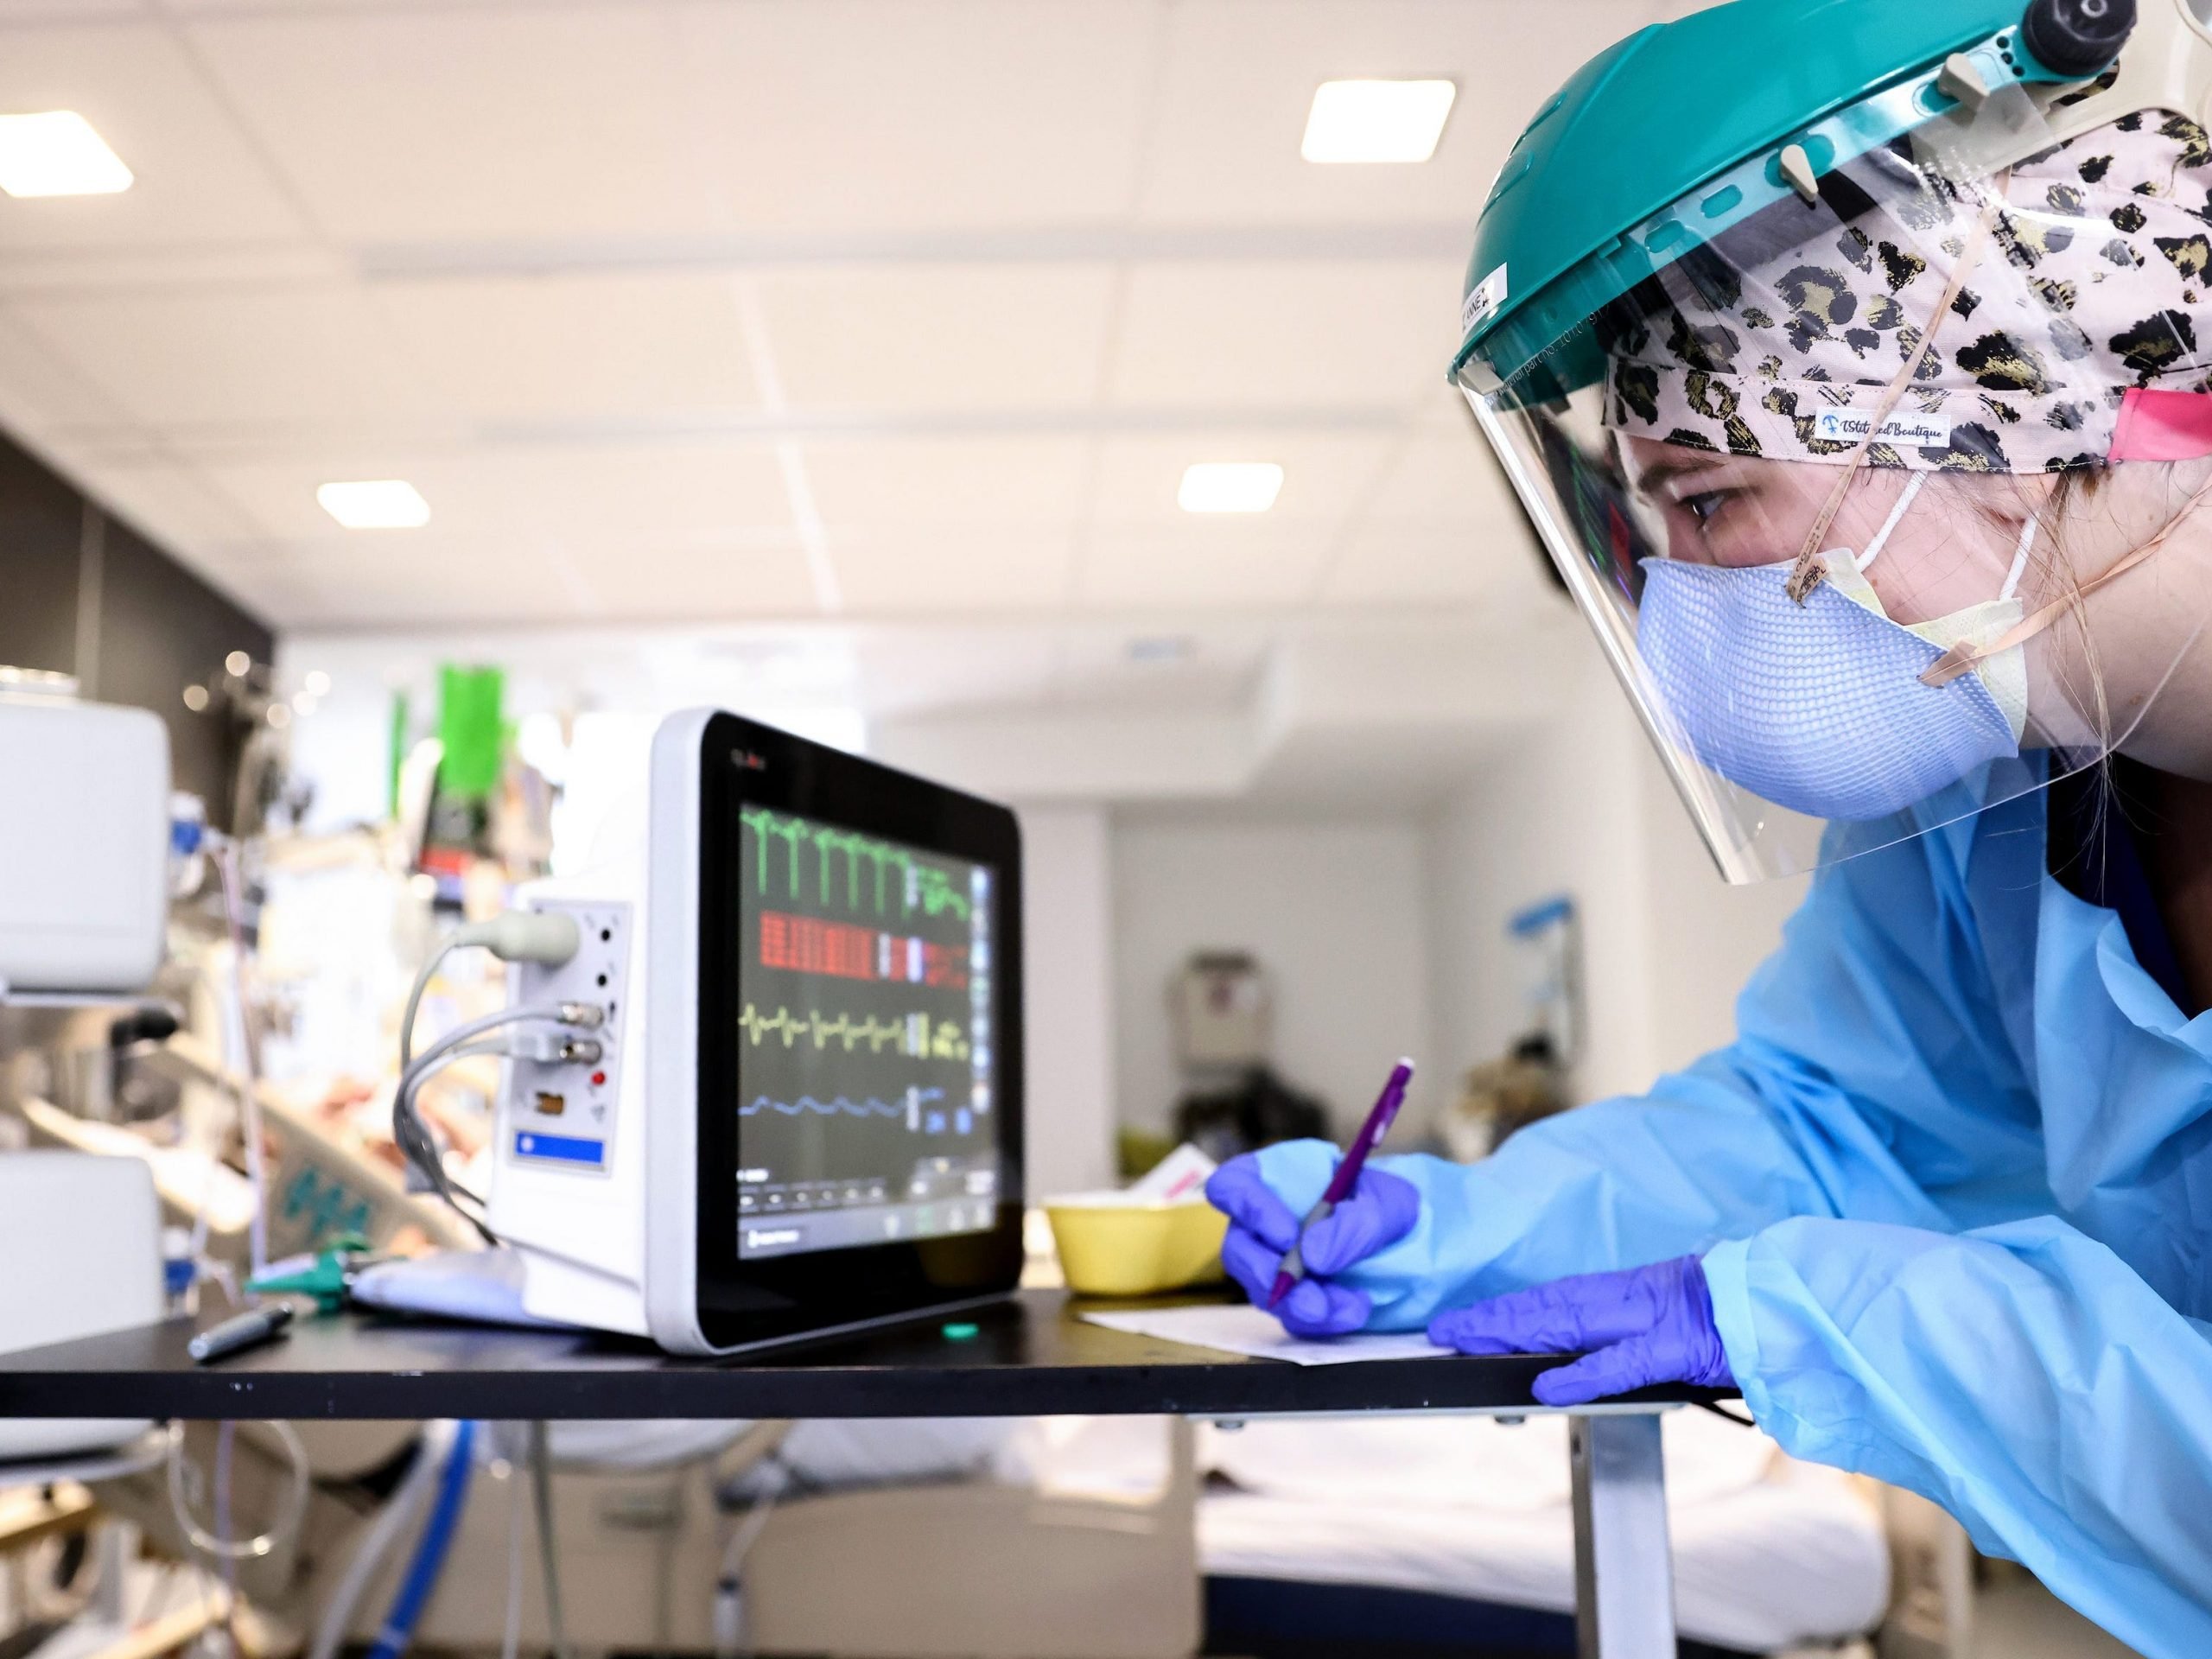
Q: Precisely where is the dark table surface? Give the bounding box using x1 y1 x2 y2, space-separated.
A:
0 1289 1610 1422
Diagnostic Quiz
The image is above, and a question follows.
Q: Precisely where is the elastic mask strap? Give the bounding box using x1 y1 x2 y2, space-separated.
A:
1999 513 2037 602
1858 472 1926 575
1922 469 2212 687
1788 215 1993 606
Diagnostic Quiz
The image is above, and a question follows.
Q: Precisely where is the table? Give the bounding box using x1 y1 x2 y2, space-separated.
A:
0 1290 1711 1658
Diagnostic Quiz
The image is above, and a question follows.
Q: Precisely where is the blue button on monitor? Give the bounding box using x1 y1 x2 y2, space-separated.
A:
515 1131 607 1167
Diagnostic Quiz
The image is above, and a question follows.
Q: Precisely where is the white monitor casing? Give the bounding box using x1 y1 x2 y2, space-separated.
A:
490 708 1022 1356
486 709 712 1348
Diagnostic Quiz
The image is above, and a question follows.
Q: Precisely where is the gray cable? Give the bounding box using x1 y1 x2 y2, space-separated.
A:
530 1423 575 1659
402 913 582 1071
397 939 460 1074
391 1007 574 1240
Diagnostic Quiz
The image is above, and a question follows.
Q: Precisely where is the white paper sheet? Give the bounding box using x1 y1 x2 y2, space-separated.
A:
1081 1302 1452 1366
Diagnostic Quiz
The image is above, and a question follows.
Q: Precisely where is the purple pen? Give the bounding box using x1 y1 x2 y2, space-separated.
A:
1267 1058 1415 1310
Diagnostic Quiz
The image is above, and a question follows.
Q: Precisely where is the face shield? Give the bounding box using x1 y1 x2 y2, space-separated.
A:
1458 48 2212 881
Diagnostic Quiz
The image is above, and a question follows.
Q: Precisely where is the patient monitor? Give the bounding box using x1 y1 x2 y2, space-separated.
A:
489 709 1025 1354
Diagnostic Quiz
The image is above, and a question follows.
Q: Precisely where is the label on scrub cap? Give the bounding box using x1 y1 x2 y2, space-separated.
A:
1812 408 1953 449
1461 264 1509 336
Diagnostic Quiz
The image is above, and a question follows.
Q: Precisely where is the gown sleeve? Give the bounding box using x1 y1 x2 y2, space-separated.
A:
1328 815 2050 1332
1705 1216 2212 1657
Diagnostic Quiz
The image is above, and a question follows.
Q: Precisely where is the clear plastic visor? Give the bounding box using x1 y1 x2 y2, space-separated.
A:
1458 124 2212 881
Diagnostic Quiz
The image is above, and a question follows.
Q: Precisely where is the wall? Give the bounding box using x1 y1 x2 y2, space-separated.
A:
1016 805 1116 1198
1632 744 1811 1076
1110 813 1433 1141
1424 632 1809 1106
0 432 273 824
1425 644 1658 1105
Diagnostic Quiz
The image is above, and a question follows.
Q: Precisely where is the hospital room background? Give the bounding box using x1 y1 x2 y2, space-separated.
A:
0 2 2155 1658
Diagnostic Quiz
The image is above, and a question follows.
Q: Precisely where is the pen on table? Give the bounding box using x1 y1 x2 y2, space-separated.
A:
188 1301 296 1365
1268 1058 1415 1310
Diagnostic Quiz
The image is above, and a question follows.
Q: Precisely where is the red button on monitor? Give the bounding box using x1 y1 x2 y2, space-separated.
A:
591 1071 607 1087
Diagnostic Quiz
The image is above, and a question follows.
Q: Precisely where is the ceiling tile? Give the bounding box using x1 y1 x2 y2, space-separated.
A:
200 442 796 569
0 304 136 431
757 266 1115 411
802 434 1090 524
1078 522 1336 608
1364 431 1520 524
1089 429 1389 526
0 2 139 15
270 544 598 629
186 5 702 242
1109 260 1461 409
12 285 444 429
849 626 1061 718
569 542 823 621
0 22 308 251
372 272 758 424
1138 0 1660 226
1053 623 1267 707
1323 517 1554 607
830 524 1075 614
672 0 1154 232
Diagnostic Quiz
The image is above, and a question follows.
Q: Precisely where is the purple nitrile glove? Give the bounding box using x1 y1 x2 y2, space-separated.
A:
1427 1255 1734 1406
1205 1149 1421 1339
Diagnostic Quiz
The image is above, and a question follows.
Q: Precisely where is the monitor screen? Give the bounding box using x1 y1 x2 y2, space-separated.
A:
734 804 1001 1259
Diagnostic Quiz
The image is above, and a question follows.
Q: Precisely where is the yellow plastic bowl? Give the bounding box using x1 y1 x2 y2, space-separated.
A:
1045 1197 1230 1297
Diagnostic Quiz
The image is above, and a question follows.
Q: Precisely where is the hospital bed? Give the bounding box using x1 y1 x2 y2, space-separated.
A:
1192 1412 1893 1658
57 1406 1902 1659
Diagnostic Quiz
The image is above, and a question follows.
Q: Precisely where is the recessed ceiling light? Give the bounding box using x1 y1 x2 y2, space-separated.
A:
1179 462 1283 514
318 480 430 530
0 112 133 198
1301 79 1457 164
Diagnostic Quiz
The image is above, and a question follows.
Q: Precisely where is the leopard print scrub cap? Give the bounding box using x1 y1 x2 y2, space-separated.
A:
1602 111 2212 474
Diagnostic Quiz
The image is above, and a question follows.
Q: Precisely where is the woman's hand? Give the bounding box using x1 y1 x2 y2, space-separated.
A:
1205 1142 1421 1338
1428 1255 1733 1404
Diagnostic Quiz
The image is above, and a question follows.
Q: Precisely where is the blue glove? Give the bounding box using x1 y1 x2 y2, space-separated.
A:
1206 1147 1421 1338
1427 1255 1733 1406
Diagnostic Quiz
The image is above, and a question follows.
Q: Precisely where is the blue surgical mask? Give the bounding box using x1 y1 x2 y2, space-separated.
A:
1634 485 2032 823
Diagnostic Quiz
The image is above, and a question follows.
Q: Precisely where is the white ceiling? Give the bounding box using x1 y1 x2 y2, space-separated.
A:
0 0 1687 786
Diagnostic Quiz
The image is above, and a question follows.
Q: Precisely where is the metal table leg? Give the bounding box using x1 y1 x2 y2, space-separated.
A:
1571 1413 1675 1659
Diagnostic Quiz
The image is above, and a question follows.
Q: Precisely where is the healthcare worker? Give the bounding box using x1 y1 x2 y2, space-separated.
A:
1208 0 2212 1649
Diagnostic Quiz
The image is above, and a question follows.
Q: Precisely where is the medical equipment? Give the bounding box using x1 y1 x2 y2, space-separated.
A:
0 1153 161 1462
0 678 170 995
454 709 1025 1353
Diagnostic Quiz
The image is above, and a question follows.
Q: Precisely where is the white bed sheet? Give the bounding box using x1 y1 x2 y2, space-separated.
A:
1197 1414 1890 1656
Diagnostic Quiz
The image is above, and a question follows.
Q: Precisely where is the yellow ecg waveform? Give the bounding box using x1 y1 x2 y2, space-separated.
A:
739 1004 970 1061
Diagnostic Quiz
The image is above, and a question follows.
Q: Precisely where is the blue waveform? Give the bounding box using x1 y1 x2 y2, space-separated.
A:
741 1088 946 1119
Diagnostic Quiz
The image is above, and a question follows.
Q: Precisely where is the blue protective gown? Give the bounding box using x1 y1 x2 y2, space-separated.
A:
1337 783 2212 1655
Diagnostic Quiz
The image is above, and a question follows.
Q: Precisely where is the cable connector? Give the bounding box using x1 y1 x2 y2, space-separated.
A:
556 1002 607 1030
450 911 582 966
500 1031 604 1066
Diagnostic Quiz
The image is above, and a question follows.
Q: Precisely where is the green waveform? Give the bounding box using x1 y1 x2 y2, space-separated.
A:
740 808 972 922
739 1003 970 1061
